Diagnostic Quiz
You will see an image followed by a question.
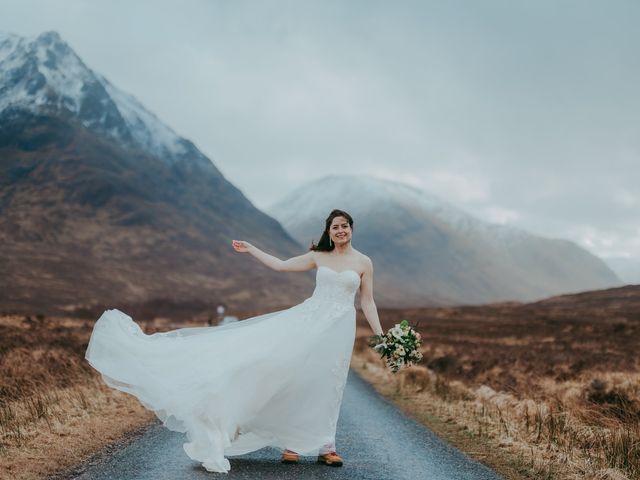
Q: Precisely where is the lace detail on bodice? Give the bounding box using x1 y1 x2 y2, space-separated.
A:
309 266 360 308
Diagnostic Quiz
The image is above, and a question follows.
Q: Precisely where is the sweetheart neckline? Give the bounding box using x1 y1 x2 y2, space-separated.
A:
317 265 361 278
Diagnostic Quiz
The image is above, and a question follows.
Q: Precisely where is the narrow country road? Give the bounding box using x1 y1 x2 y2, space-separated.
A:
57 369 503 480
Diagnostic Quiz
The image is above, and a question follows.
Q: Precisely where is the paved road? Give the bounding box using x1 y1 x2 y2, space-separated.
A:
58 369 503 480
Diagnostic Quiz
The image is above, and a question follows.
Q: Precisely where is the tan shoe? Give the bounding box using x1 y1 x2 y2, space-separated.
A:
281 449 299 464
317 450 343 467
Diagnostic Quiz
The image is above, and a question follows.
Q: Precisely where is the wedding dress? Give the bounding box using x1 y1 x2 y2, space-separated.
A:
84 266 360 473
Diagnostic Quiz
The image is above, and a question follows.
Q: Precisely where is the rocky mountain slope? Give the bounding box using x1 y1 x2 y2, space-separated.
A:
0 31 313 318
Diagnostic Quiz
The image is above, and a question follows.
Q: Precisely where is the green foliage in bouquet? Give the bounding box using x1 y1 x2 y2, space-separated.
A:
367 319 423 373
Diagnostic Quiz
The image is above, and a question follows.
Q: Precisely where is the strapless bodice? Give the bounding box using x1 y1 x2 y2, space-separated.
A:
309 266 361 306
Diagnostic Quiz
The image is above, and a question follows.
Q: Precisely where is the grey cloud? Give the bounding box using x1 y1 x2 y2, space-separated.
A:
0 0 638 261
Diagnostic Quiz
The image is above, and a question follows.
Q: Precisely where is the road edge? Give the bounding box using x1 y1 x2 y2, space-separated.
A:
48 420 159 480
350 355 535 480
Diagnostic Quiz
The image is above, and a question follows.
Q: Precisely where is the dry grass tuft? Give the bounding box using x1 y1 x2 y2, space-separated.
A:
0 379 154 480
0 313 168 479
353 296 640 480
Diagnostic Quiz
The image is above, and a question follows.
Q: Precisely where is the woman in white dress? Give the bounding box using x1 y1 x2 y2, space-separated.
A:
85 209 384 473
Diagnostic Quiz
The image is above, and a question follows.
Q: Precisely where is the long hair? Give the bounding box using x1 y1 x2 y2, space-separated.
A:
309 209 354 252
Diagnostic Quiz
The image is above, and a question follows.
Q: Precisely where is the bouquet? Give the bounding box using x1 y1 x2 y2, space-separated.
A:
368 319 423 373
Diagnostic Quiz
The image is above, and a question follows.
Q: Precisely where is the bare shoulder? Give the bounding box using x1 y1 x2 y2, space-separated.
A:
354 250 373 272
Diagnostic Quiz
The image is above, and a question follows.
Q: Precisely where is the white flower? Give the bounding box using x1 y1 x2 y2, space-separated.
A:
395 345 406 356
390 325 404 339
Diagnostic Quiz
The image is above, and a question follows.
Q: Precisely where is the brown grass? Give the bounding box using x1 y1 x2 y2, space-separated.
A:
353 287 640 480
3 284 639 479
0 313 179 479
0 379 154 480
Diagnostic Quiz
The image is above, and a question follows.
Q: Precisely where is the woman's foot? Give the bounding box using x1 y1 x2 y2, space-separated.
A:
281 449 299 463
317 450 343 466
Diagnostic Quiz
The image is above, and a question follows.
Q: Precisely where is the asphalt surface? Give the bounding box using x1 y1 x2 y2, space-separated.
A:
58 369 504 480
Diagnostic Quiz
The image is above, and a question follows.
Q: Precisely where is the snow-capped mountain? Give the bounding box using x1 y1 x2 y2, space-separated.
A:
268 175 622 306
271 174 529 244
0 30 312 317
0 30 201 164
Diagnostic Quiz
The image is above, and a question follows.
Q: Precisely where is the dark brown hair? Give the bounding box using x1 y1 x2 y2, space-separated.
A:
309 209 354 252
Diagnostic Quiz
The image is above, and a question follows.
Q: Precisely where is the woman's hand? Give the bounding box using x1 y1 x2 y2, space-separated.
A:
367 332 385 348
232 240 253 253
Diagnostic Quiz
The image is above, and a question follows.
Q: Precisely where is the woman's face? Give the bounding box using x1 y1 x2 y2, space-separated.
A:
328 216 351 246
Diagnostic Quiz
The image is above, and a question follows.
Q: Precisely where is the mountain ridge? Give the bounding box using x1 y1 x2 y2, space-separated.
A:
268 174 622 307
0 30 206 166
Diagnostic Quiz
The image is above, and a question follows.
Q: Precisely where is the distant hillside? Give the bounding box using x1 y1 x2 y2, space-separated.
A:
268 174 622 307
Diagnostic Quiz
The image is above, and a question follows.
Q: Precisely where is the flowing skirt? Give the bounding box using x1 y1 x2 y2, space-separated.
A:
84 296 356 473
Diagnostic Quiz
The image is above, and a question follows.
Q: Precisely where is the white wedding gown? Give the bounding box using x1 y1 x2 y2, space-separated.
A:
84 266 360 473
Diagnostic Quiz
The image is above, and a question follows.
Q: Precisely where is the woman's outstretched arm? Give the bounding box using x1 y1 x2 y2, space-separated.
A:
232 240 315 272
359 257 384 336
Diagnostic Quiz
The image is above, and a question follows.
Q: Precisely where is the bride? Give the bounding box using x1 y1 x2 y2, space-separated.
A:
85 208 384 473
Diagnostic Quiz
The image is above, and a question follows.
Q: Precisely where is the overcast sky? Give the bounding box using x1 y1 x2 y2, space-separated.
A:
1 0 639 265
